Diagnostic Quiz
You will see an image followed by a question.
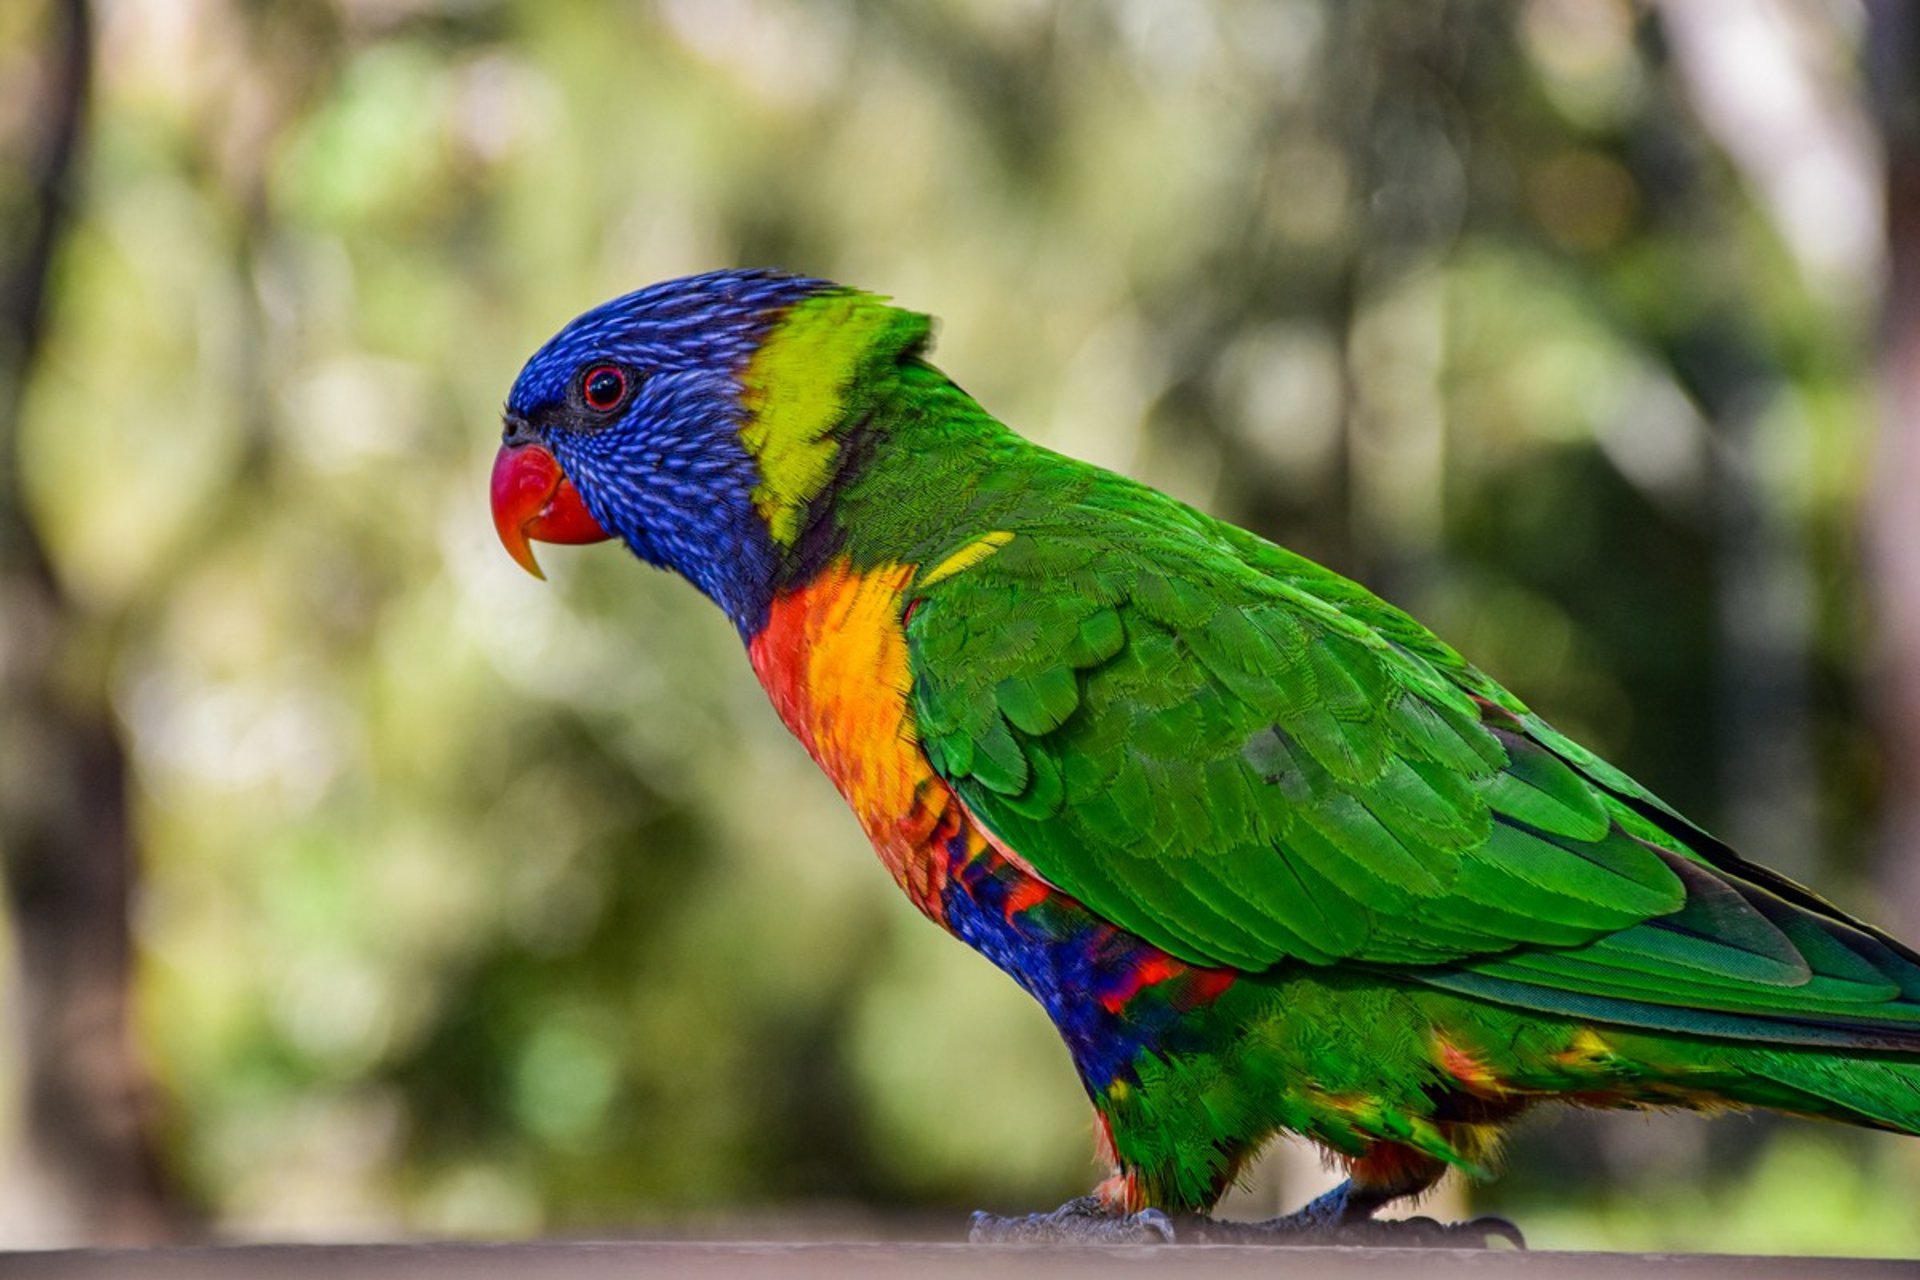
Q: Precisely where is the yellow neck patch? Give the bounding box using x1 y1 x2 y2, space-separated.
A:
739 291 926 547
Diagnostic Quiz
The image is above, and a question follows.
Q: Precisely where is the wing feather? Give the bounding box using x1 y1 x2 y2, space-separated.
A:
903 479 1920 1047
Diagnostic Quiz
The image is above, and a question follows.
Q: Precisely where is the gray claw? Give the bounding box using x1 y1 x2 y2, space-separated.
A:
1458 1214 1528 1250
1130 1208 1176 1243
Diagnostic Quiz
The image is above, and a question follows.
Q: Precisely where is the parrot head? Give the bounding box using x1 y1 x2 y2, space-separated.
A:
492 267 904 635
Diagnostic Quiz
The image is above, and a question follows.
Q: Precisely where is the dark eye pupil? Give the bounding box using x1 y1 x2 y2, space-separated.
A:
585 367 624 409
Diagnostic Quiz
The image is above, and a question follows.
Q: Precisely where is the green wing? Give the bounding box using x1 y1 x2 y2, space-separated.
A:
904 475 1920 1048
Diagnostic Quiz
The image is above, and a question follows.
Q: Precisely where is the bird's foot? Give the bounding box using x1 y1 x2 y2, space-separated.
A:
969 1179 1524 1250
969 1195 1177 1244
1186 1211 1526 1249
1184 1179 1524 1250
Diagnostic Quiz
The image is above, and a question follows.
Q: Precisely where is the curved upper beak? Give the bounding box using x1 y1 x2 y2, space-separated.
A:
490 437 612 579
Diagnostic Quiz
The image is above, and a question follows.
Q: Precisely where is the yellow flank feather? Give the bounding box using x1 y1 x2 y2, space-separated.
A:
918 530 1015 587
739 292 900 546
1561 1027 1614 1065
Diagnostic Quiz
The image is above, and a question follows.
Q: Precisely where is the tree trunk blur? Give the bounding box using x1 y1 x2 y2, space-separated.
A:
0 0 184 1244
1868 1 1920 939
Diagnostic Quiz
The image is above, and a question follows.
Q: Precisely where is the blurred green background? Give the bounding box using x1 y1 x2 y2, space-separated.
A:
3 0 1920 1257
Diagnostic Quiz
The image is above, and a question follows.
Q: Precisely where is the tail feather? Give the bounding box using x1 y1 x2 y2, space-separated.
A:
1742 1048 1920 1135
1421 846 1920 1055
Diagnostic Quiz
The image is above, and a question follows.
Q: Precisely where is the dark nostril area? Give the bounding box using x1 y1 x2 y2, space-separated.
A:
501 412 537 446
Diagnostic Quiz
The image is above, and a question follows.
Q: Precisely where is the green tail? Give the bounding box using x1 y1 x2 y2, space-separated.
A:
1727 1045 1920 1135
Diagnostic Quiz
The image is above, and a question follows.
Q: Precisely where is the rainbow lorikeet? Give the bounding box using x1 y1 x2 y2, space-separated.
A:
489 269 1920 1245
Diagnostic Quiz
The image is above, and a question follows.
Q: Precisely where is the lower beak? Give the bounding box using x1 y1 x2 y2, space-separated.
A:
489 442 612 579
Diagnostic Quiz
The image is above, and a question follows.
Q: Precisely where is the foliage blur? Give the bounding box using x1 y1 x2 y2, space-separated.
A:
2 0 1918 1255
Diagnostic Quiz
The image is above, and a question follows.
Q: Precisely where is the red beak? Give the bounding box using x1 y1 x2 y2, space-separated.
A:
490 442 613 579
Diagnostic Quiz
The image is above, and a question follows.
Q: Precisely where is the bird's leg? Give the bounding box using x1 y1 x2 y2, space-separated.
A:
969 1195 1176 1244
967 1182 1522 1248
971 1141 1524 1248
1187 1179 1527 1249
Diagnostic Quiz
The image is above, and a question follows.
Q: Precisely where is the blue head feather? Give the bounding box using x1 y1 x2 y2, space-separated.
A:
505 268 830 637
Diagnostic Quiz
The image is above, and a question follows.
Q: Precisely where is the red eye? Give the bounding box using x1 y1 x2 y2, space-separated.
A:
581 364 628 412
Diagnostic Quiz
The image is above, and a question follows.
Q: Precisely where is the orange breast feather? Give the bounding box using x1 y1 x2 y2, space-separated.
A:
747 560 960 920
